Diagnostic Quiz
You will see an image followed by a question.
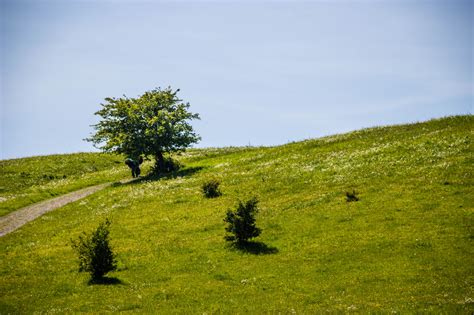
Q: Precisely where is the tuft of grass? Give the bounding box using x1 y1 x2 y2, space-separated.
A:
346 189 359 202
0 115 473 313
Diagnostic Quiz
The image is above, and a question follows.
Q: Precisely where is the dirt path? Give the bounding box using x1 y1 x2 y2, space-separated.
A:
0 179 132 237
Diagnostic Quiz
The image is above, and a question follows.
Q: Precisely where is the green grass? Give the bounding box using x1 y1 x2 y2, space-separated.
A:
0 153 148 216
1 115 473 313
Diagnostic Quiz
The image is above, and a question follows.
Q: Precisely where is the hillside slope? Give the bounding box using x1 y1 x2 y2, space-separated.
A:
0 153 139 216
0 115 473 313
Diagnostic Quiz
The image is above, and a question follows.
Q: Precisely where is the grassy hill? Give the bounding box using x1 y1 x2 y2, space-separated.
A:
0 153 140 216
0 115 473 313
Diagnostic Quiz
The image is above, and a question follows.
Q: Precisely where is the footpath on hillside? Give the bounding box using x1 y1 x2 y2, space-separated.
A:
0 179 133 237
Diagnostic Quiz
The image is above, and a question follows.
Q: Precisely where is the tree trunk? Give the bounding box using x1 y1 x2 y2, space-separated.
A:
155 152 165 173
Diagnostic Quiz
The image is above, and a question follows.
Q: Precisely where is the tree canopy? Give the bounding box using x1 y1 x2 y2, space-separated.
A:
87 87 200 172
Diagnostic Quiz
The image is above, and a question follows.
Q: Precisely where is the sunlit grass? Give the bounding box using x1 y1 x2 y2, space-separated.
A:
0 115 473 313
0 153 152 216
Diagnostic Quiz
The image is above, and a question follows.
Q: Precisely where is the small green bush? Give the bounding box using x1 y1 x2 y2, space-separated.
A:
71 219 117 281
224 197 261 244
150 156 181 174
346 189 359 202
202 179 222 198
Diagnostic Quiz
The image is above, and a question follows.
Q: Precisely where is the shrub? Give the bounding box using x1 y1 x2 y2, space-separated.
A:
150 156 181 174
346 189 359 202
202 179 222 198
71 219 117 280
224 197 261 244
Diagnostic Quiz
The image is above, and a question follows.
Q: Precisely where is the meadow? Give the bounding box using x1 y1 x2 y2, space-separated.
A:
0 115 473 313
0 153 133 216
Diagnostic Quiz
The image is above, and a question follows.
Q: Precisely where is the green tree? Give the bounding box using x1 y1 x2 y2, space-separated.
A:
87 87 200 172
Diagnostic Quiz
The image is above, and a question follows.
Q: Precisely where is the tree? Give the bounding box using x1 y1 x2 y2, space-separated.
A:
86 87 200 173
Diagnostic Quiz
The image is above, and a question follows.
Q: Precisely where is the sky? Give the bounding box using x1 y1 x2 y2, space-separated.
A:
0 0 472 159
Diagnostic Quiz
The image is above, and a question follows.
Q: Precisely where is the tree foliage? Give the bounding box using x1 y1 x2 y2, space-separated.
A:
86 87 200 172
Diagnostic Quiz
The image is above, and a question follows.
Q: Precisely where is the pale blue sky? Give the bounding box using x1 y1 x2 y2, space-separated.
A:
1 0 472 159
